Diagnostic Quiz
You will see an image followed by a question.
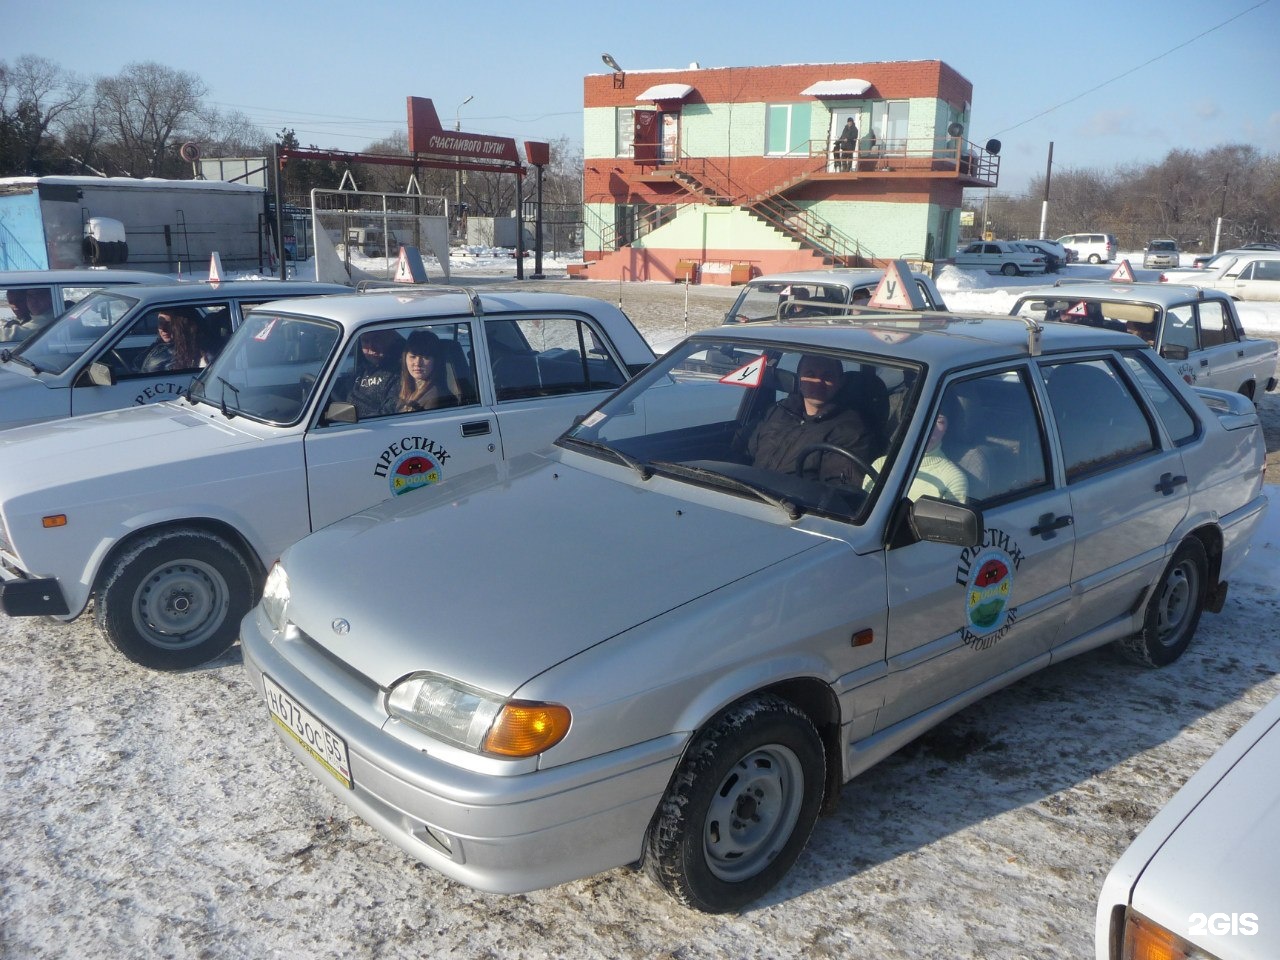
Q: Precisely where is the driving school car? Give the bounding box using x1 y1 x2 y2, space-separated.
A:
1010 282 1278 400
0 279 350 430
240 309 1267 912
0 288 654 669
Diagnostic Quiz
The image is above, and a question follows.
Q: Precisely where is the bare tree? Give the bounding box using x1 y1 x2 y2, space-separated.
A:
0 55 86 173
92 61 208 176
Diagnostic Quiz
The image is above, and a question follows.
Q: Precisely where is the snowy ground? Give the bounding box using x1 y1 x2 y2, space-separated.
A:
1 252 1278 959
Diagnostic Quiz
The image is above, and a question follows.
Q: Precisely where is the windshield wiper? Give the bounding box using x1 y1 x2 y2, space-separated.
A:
215 376 240 419
2 350 41 373
563 436 652 480
648 460 803 521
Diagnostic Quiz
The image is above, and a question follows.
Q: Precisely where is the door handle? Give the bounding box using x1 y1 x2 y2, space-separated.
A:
461 419 491 437
1199 357 1209 367
1154 472 1187 495
1030 512 1073 539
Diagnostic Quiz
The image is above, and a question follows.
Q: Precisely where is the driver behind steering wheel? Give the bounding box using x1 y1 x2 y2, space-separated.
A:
747 353 876 486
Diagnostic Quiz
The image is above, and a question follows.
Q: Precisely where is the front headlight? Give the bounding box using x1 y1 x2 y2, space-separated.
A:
260 562 290 632
386 673 570 758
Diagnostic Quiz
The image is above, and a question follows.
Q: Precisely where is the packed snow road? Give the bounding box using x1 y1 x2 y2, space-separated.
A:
2 275 1278 960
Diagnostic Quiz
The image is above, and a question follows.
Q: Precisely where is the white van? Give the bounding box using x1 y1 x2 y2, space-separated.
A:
1057 232 1117 264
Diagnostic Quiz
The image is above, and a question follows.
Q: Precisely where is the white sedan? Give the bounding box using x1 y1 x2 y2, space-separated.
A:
954 240 1048 276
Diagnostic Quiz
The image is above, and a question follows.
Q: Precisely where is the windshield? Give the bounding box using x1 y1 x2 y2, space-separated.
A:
560 337 920 522
724 280 857 324
8 290 141 374
190 311 342 424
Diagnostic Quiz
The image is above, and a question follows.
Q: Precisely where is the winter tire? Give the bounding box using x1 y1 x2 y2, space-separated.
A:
95 529 256 670
1117 538 1207 668
644 694 824 912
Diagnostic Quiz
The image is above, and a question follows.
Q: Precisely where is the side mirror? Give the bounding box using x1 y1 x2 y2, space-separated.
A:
1161 344 1190 361
322 401 358 425
87 361 117 387
909 496 983 547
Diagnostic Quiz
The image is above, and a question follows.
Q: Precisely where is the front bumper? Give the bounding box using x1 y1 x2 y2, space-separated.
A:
0 567 69 617
239 608 683 895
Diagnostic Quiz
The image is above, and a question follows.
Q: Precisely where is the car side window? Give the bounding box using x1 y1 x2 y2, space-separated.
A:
1255 260 1280 281
1042 358 1158 482
105 302 232 377
1119 352 1198 446
323 321 477 422
932 369 1049 504
1197 300 1238 347
487 316 627 401
1163 305 1199 353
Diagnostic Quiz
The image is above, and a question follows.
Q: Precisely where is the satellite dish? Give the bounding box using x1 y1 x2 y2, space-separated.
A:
985 138 1002 156
179 141 201 162
947 121 964 138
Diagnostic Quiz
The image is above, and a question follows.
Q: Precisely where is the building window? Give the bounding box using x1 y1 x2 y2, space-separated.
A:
616 108 635 158
765 102 812 156
869 100 910 154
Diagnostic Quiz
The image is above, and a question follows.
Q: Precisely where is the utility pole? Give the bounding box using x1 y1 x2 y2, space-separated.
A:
454 96 473 241
1038 142 1053 240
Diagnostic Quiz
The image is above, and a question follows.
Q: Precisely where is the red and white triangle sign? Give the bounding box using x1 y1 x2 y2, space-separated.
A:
867 259 924 310
720 354 768 388
1064 300 1090 318
1110 259 1135 282
208 251 223 287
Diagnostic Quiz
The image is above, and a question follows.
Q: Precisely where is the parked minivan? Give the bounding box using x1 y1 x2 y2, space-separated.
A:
1057 232 1117 264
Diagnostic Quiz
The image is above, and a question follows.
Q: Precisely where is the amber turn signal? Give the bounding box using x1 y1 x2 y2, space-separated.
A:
484 701 572 758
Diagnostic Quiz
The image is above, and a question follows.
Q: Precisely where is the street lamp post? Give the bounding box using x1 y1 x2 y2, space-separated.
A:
454 95 473 240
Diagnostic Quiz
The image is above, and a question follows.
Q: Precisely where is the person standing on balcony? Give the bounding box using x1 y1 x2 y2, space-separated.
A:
834 117 859 172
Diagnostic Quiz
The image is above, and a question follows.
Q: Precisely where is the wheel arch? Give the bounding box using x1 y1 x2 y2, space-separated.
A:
1187 522 1225 608
91 517 267 596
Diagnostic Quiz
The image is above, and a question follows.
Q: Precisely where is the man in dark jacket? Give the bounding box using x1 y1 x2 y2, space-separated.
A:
348 328 404 417
748 354 875 485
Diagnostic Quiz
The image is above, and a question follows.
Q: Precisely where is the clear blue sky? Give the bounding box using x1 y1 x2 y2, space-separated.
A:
12 0 1280 194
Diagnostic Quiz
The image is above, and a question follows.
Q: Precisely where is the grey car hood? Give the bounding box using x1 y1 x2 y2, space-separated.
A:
279 454 826 695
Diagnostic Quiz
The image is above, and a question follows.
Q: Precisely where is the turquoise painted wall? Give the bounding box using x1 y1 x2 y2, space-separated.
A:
0 192 49 270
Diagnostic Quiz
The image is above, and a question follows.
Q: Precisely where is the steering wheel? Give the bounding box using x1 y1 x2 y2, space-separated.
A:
796 442 878 484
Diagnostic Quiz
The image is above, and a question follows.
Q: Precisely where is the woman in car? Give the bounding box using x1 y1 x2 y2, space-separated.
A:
138 308 205 372
384 329 461 414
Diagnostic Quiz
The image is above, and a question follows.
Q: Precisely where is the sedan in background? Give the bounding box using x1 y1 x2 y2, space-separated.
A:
954 240 1048 276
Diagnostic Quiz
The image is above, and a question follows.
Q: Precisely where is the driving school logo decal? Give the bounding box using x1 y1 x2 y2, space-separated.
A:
372 436 451 495
955 528 1023 651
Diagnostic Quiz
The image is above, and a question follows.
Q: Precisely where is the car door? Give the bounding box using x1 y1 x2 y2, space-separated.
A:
1228 258 1280 301
302 318 503 530
1191 297 1254 391
878 365 1075 729
69 298 232 416
1037 354 1190 644
482 313 631 459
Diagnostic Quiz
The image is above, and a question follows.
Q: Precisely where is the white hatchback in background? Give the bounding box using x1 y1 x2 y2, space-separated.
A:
953 240 1048 276
1096 691 1280 960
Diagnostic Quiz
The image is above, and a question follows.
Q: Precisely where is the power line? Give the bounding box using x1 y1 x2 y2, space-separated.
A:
993 0 1273 137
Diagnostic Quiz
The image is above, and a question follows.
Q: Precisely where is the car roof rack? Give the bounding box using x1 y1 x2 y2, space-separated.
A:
354 280 484 316
775 304 1045 357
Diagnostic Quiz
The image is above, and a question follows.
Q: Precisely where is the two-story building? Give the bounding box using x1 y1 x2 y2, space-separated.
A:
581 59 998 283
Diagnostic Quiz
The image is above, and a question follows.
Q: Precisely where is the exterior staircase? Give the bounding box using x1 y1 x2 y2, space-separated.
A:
595 148 875 268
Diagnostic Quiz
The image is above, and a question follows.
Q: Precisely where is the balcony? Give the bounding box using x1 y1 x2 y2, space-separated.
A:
808 135 1000 188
